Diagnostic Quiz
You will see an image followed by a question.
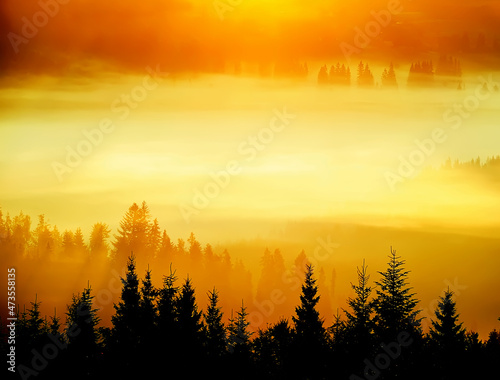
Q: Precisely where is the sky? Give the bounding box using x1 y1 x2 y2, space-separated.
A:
1 0 500 337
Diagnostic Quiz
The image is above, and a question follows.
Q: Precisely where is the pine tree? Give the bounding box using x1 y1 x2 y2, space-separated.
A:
73 227 87 257
205 287 227 357
157 265 179 338
227 302 254 378
253 318 293 379
227 302 252 354
343 260 374 359
291 264 328 379
111 254 141 369
318 65 328 85
26 296 46 347
177 277 204 345
112 202 151 267
139 266 157 344
373 248 421 338
176 277 205 375
430 288 465 349
65 285 101 377
373 248 423 380
89 223 110 260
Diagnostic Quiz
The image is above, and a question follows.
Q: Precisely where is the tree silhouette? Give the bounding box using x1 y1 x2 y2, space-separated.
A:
291 264 328 379
112 202 151 267
373 248 423 379
342 260 375 374
381 62 397 88
138 265 157 371
204 287 227 357
65 285 101 378
227 302 254 379
110 254 141 375
89 223 110 261
254 318 293 380
428 288 466 379
176 277 204 352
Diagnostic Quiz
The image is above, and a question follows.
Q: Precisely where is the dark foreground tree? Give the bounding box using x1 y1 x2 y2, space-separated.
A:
339 260 375 377
254 318 293 380
65 285 101 379
291 264 328 379
373 248 423 380
428 288 466 379
109 255 141 375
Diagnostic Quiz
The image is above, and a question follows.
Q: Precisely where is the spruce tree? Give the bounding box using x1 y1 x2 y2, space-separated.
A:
110 255 141 374
176 277 204 347
65 285 101 378
373 248 421 339
343 259 374 369
373 248 423 380
428 288 466 379
291 264 328 379
139 265 157 370
204 287 227 357
430 288 465 349
227 302 254 379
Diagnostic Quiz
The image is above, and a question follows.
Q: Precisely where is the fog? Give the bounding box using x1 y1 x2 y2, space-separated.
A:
1 66 500 337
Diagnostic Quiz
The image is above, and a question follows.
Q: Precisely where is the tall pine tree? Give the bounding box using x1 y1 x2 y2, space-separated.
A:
291 264 328 379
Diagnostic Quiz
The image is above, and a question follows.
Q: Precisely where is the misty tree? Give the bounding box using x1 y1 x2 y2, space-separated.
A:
112 201 151 266
74 227 87 257
188 232 203 265
34 214 53 259
381 62 397 88
62 230 75 257
147 218 161 260
318 65 328 85
357 61 374 87
89 222 111 260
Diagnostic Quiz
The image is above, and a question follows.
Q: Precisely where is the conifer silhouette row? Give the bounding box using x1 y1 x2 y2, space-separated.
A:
3 249 499 380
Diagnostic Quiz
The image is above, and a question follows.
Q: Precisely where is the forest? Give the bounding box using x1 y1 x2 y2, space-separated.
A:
1 200 499 379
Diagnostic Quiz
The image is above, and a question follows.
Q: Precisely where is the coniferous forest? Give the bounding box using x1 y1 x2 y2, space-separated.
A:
1 203 499 380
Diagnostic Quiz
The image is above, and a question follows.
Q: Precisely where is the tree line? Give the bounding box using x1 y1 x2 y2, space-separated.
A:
316 56 470 89
2 248 499 380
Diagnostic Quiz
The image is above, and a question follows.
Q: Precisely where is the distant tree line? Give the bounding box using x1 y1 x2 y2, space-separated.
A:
2 248 499 380
316 56 473 89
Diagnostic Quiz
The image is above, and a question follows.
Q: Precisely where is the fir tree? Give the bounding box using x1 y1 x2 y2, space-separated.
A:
139 266 157 348
343 260 374 360
291 264 328 379
430 288 465 349
204 287 227 357
110 254 141 374
373 248 421 338
65 285 101 377
373 248 423 380
428 288 466 379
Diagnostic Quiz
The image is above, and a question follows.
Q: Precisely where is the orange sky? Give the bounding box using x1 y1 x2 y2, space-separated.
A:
2 0 500 74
